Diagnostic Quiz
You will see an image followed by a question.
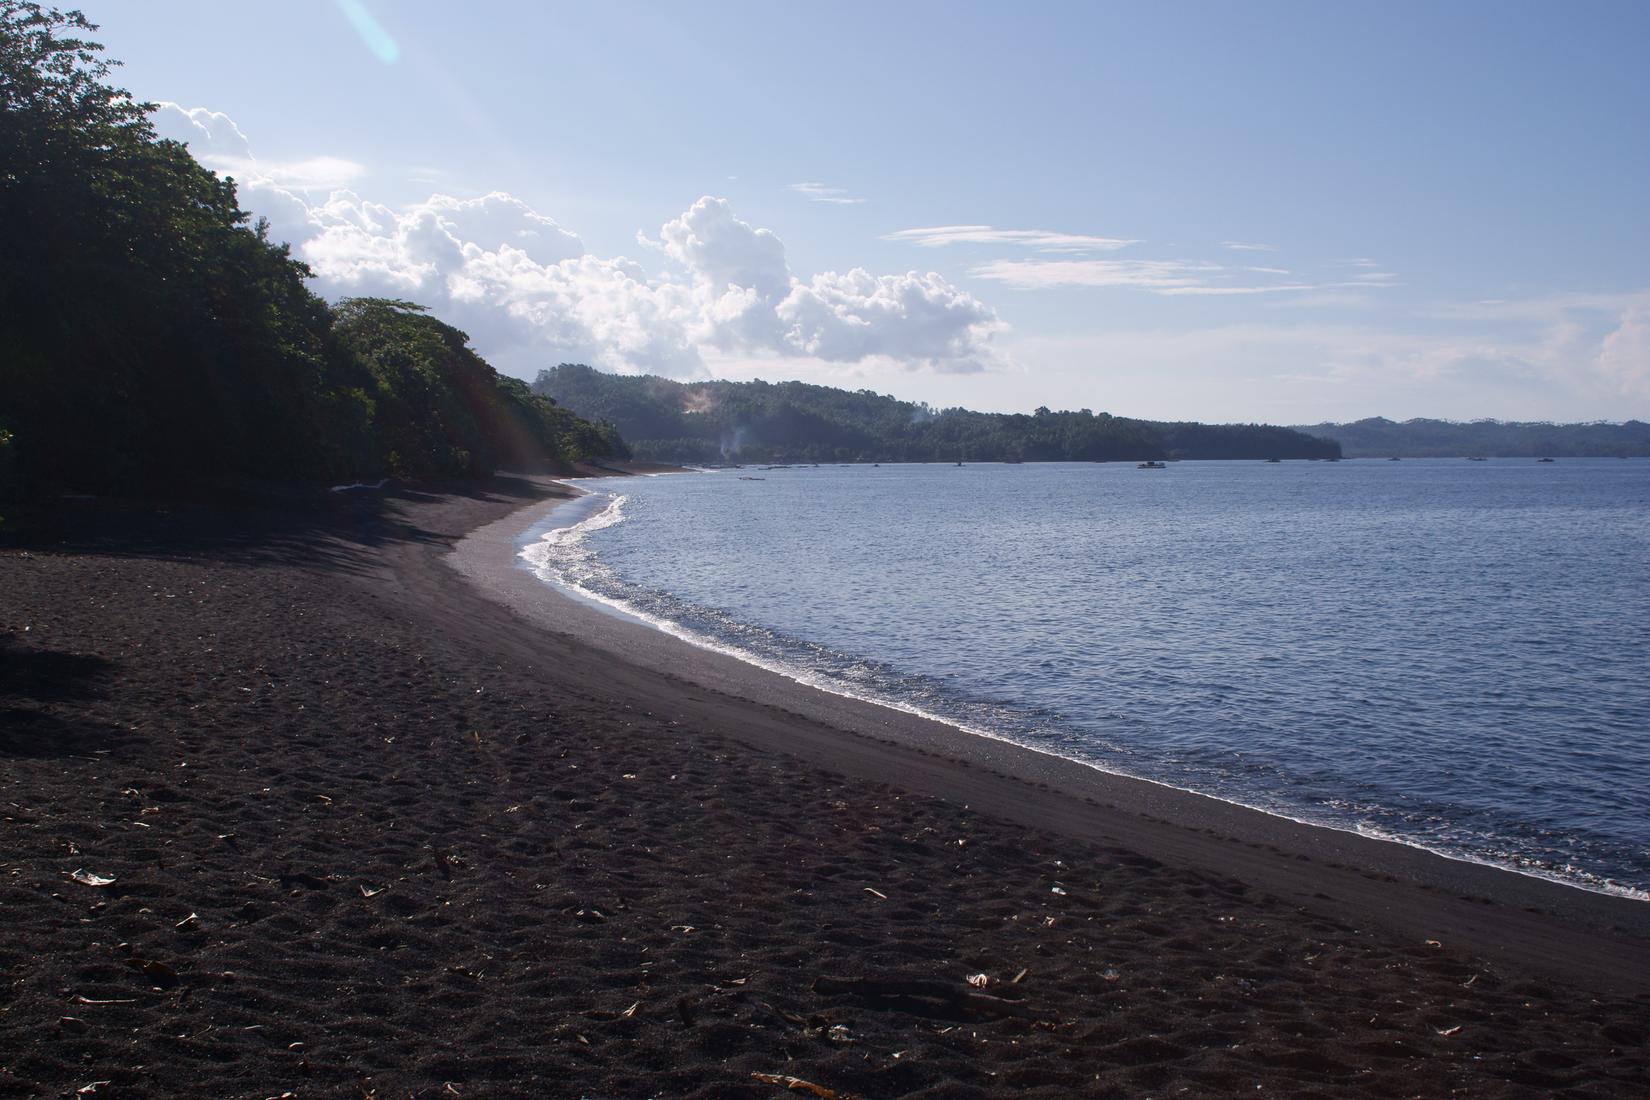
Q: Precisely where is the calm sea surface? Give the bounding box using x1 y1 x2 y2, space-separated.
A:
523 460 1650 896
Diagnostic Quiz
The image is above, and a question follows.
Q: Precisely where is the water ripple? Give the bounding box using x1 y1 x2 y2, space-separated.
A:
524 461 1650 899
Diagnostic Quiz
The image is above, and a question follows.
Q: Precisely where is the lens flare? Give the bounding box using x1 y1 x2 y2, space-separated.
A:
333 0 400 64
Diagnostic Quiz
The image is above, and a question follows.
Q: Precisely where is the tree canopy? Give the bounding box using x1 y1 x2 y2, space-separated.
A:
0 4 624 521
1296 417 1650 458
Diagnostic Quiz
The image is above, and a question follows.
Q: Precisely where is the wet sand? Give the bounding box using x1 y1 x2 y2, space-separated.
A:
2 473 1646 1098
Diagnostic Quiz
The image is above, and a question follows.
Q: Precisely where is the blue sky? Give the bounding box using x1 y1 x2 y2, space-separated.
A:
95 1 1650 423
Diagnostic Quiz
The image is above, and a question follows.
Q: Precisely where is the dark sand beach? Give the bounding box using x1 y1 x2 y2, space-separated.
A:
2 473 1647 1098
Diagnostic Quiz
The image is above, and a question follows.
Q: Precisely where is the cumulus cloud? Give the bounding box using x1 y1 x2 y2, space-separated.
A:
151 105 1004 378
788 182 865 205
156 104 364 190
1595 305 1650 398
884 225 1137 252
647 197 1003 371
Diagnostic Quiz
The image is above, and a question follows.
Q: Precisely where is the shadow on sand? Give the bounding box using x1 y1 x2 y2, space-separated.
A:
3 474 554 576
0 637 120 758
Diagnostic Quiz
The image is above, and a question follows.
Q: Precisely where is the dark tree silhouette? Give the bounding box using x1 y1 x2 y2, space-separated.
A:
0 4 624 520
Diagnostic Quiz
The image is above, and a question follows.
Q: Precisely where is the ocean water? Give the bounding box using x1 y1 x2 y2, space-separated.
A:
522 460 1650 897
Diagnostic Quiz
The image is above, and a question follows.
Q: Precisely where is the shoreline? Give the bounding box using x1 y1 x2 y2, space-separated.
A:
7 474 1649 1097
508 480 1647 904
454 485 1650 995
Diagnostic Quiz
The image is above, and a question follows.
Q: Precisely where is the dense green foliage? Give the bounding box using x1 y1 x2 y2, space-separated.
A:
332 300 626 479
534 364 1342 463
1298 417 1650 458
0 5 623 517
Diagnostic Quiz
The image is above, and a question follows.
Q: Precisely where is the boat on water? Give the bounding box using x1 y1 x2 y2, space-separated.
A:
1137 461 1167 470
1264 457 1281 463
1537 457 1556 463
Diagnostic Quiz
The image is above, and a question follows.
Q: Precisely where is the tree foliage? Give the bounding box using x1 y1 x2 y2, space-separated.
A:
333 299 626 479
0 5 625 508
1297 417 1650 458
534 364 1342 463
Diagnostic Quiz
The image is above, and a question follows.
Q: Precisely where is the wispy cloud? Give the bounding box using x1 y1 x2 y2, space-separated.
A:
971 258 1221 290
789 182 865 205
1222 240 1278 252
1157 284 1317 296
884 225 1138 252
972 252 1406 299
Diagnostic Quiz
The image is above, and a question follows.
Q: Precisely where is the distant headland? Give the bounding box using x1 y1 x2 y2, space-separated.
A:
1295 416 1650 458
533 364 1341 464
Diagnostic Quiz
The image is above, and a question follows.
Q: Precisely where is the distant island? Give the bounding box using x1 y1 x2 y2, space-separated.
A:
533 364 1341 464
1297 417 1650 458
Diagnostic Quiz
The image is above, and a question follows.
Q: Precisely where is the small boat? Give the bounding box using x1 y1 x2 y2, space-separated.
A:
1466 456 1487 462
1137 461 1167 470
1388 456 1401 461
1536 457 1555 463
738 475 765 481
1264 457 1281 463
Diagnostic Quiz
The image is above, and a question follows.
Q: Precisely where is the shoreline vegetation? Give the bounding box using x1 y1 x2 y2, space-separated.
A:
0 7 625 529
1297 417 1650 459
532 365 1344 465
533 365 1650 466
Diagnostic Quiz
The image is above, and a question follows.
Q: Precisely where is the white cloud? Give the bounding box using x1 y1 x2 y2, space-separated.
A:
647 197 1003 371
788 182 866 205
156 106 1004 378
884 225 1138 252
1594 305 1650 398
155 103 364 190
1221 240 1278 252
776 269 1003 370
654 196 790 302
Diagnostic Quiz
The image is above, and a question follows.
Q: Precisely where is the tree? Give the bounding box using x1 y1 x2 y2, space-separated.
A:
0 7 628 506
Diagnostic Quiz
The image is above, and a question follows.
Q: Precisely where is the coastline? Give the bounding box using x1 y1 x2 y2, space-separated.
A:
455 486 1650 994
5 474 1648 1098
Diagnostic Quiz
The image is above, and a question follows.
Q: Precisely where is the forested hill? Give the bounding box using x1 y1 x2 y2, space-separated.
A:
532 365 1341 464
1297 418 1650 458
0 8 624 522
